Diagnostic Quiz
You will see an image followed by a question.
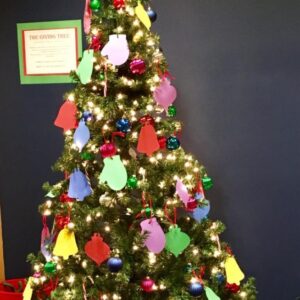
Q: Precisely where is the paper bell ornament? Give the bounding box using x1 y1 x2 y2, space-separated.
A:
99 155 128 191
137 116 160 156
76 50 94 84
85 233 110 265
23 277 34 300
165 226 190 257
54 100 78 131
101 34 129 66
225 256 245 285
140 218 166 254
189 200 210 222
68 169 92 201
135 1 151 30
73 120 90 151
205 287 221 300
153 78 177 111
53 228 78 260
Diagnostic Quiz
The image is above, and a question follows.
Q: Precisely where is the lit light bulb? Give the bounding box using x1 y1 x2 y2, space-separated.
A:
68 94 75 102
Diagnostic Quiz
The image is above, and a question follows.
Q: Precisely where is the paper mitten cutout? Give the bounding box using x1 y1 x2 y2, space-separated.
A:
135 1 151 30
99 155 128 191
101 34 129 66
68 169 92 201
74 120 90 151
140 218 166 254
76 50 94 84
137 123 160 156
85 233 110 265
225 256 245 285
84 0 92 34
53 228 78 260
54 101 78 131
153 78 177 111
205 287 221 300
165 226 190 257
189 200 210 222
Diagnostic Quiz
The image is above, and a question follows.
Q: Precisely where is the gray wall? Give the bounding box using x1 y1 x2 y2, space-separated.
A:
0 1 299 299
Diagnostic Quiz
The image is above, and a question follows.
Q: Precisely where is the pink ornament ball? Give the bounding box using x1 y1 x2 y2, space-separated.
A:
141 277 155 293
130 59 146 75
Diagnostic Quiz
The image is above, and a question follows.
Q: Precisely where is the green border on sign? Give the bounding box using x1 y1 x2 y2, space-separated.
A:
17 20 82 85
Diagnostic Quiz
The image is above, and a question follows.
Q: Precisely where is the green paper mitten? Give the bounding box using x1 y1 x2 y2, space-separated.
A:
99 155 128 191
165 226 190 257
205 287 221 300
76 50 94 84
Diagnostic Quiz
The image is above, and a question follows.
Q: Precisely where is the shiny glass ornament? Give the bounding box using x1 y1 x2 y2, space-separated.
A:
116 118 131 133
82 111 93 122
44 262 56 274
167 105 177 117
130 59 146 75
81 152 94 161
127 175 138 188
99 73 105 81
141 278 155 293
202 176 213 190
90 0 101 11
107 257 123 272
113 0 125 9
188 282 203 297
167 136 180 150
147 7 157 22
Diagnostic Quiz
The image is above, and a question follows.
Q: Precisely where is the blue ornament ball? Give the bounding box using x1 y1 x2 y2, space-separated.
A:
216 273 225 284
167 136 180 150
188 282 204 297
116 118 131 133
107 257 123 273
83 111 93 122
147 8 157 23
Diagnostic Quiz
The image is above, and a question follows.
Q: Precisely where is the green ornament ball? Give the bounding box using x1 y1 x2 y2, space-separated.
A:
167 136 181 150
167 105 177 117
202 176 213 190
127 176 138 189
145 207 152 218
90 0 101 11
44 261 56 274
99 73 105 81
81 152 94 161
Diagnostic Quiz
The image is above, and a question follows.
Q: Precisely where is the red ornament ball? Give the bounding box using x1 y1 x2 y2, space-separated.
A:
55 215 70 229
158 136 167 149
130 59 146 75
186 198 198 211
141 277 155 293
90 35 102 51
59 193 74 203
113 0 125 9
100 142 117 158
225 282 240 293
139 115 155 125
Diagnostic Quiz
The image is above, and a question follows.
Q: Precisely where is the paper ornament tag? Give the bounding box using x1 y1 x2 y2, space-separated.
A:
135 1 151 30
53 228 78 260
140 218 166 254
153 78 177 111
76 50 94 84
85 233 110 265
99 155 128 191
176 179 191 207
225 256 245 285
205 287 221 300
137 123 160 156
189 200 210 222
84 0 92 34
74 120 90 151
101 34 129 66
165 226 190 257
23 277 34 300
54 101 78 131
68 169 92 201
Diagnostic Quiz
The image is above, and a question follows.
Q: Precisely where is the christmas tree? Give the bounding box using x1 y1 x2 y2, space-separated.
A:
25 0 257 299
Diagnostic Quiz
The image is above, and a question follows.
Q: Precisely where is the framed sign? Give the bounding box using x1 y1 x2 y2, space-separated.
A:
17 20 82 84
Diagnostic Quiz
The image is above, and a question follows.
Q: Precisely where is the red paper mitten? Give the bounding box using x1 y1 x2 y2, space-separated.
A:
137 116 160 156
54 101 78 131
84 233 110 266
